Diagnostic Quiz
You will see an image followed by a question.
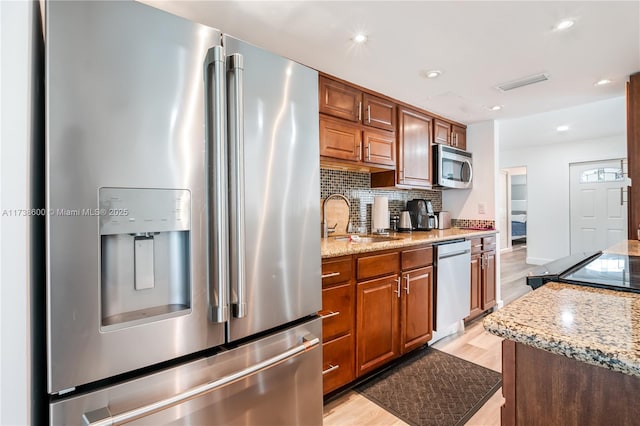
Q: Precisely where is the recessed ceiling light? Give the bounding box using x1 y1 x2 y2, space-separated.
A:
490 105 502 111
594 79 612 86
554 19 575 31
352 33 368 44
556 125 570 132
424 70 442 79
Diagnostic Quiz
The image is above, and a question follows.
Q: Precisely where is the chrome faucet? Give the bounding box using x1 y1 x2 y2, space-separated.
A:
321 193 351 238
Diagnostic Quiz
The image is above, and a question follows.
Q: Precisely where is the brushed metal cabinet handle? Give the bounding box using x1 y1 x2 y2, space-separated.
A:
395 277 401 298
367 104 371 123
320 311 340 319
323 364 340 375
321 272 340 279
404 275 410 294
358 101 362 121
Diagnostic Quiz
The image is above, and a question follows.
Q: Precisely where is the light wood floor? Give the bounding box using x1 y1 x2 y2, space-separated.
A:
323 244 534 425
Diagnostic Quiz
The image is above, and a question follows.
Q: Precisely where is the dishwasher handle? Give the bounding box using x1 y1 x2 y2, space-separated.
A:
437 249 470 261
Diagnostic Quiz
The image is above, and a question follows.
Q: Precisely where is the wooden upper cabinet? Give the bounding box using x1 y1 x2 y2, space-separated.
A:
363 129 395 167
452 124 467 151
319 116 362 162
433 119 451 145
319 76 362 122
363 93 396 131
397 107 432 188
434 119 467 151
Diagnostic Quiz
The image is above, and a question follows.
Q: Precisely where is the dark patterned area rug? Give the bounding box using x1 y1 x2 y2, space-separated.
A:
356 348 502 426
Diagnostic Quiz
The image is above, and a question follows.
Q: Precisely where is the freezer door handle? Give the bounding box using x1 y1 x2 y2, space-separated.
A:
227 53 247 319
81 334 320 426
205 46 230 323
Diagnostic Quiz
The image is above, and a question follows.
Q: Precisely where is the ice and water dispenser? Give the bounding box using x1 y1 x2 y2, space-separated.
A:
99 188 191 330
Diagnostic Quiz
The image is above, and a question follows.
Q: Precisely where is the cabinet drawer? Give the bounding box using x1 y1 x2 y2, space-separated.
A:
320 282 354 341
322 256 352 287
401 245 433 270
470 238 483 254
322 333 355 394
356 251 400 280
483 236 497 251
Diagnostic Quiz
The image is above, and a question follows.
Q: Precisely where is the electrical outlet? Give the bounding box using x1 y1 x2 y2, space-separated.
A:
478 202 486 215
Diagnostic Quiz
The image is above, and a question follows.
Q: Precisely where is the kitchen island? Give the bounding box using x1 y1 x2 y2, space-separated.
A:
484 240 640 425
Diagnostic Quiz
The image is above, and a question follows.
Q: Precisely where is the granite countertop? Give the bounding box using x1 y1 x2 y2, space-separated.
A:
484 281 640 377
320 228 497 258
604 240 640 256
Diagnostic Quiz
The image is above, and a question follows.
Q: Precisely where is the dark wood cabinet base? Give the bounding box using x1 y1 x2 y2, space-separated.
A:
502 340 640 425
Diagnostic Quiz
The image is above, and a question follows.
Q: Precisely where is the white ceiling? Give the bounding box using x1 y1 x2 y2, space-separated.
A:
143 1 638 148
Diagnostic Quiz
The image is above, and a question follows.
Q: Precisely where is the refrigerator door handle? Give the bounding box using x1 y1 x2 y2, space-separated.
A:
81 334 320 426
205 46 230 323
227 53 247 319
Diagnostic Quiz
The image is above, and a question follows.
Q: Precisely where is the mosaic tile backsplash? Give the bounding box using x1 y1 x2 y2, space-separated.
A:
320 169 442 233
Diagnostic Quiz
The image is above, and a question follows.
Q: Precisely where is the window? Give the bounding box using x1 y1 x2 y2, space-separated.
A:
579 167 624 183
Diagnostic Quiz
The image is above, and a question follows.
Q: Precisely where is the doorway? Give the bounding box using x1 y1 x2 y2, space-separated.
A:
500 167 528 252
569 159 627 254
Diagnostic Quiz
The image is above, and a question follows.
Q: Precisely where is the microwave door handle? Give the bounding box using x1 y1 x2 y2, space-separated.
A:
205 46 229 323
462 159 473 184
227 53 247 319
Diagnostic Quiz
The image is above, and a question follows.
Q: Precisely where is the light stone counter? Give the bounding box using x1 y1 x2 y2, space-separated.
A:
605 239 640 256
320 228 497 258
484 281 640 377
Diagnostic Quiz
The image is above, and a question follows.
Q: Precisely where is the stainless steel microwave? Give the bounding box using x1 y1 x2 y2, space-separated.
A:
434 144 473 189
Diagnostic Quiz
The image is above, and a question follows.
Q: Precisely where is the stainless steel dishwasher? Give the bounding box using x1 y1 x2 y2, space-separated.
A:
434 239 471 331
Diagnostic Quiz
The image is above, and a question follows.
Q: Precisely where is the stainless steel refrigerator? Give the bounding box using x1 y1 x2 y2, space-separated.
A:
45 1 322 423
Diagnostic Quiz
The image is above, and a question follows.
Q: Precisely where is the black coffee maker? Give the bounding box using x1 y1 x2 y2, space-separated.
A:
406 199 438 231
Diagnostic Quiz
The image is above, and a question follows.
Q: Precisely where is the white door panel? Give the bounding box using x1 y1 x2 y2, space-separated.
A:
570 160 627 254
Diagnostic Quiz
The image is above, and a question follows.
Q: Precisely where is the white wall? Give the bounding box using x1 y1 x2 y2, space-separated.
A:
501 134 626 264
442 120 503 310
443 121 497 221
1 1 40 423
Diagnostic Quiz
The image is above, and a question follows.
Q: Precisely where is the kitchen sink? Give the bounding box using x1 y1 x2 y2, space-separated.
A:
331 235 401 243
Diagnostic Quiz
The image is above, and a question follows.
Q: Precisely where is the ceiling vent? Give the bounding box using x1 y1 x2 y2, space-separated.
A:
497 73 550 92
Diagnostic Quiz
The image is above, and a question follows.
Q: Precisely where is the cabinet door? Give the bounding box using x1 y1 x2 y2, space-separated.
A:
363 93 396 131
363 129 396 167
452 124 467 151
482 251 497 310
401 266 433 353
319 76 361 122
319 117 362 162
433 119 451 145
356 275 400 376
467 253 483 320
397 107 432 187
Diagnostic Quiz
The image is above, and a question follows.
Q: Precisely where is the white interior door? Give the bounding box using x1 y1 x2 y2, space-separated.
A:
570 160 627 254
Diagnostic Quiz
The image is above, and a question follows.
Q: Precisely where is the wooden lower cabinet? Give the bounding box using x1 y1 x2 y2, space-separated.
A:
482 250 496 310
468 253 483 319
466 237 497 321
502 340 640 425
356 274 400 376
401 266 433 352
322 333 355 394
321 256 355 395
